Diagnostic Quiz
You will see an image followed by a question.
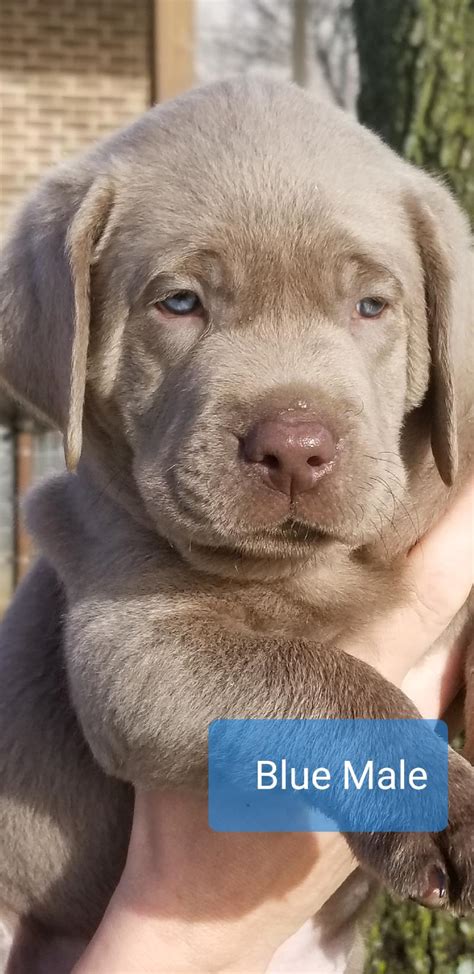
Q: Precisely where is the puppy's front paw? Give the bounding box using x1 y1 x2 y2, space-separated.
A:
440 755 474 915
440 820 474 915
348 754 474 914
347 831 449 908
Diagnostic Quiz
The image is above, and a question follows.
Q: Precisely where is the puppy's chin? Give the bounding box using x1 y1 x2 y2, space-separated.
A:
225 516 369 563
163 532 333 580
148 498 365 578
234 521 334 559
272 519 329 544
136 467 389 570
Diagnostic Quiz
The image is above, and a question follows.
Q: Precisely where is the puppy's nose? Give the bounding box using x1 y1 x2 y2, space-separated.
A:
242 416 336 496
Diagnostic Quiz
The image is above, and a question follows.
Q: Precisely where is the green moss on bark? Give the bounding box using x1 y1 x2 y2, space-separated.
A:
364 895 474 974
353 0 474 221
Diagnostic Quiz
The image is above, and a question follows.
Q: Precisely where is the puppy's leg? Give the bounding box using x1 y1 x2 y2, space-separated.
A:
64 602 474 912
464 638 474 764
5 916 85 974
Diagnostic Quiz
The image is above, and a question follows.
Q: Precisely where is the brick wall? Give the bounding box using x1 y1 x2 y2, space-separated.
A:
0 0 152 610
0 0 152 236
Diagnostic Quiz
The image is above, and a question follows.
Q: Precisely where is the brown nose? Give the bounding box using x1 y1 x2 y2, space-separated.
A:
242 415 337 496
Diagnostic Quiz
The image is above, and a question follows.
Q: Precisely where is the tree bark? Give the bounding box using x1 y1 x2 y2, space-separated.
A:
353 0 474 222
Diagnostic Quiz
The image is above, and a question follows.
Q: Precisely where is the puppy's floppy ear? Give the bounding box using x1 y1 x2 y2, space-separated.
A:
405 184 472 487
0 173 114 470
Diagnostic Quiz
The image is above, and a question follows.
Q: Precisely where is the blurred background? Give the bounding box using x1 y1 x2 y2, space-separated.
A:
0 1 472 970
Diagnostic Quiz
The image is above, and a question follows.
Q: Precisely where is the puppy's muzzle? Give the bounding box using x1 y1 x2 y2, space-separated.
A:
241 411 337 497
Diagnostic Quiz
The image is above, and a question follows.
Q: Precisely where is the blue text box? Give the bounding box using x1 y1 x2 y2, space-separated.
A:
208 719 448 832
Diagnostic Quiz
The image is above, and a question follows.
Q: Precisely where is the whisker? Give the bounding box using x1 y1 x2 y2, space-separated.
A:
376 467 420 538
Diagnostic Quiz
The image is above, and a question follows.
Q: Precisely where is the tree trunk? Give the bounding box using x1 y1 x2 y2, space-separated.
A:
353 0 474 222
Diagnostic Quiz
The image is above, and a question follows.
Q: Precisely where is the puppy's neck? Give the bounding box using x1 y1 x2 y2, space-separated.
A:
79 438 156 533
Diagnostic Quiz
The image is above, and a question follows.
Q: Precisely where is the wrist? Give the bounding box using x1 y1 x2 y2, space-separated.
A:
73 791 355 974
73 888 275 974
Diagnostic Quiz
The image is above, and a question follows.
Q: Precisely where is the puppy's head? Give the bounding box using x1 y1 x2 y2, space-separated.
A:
1 80 471 566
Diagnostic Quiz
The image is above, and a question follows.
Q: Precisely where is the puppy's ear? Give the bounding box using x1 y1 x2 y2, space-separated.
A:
0 173 114 470
405 184 472 487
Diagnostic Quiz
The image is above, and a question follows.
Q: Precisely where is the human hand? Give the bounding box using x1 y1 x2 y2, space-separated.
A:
73 479 473 974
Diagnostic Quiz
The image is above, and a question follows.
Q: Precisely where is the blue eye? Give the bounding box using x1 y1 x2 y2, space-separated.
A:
355 297 386 318
159 291 201 315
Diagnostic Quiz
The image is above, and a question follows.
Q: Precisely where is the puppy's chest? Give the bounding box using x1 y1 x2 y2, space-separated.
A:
237 596 329 640
231 584 356 643
229 562 398 643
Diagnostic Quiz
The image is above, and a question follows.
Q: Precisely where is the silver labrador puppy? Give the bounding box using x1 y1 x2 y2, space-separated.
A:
0 78 473 971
